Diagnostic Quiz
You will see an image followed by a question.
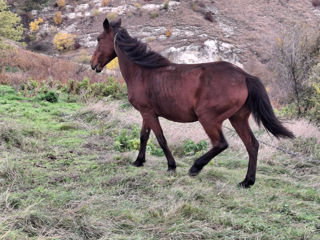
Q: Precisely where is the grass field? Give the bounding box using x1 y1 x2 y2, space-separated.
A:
0 85 319 239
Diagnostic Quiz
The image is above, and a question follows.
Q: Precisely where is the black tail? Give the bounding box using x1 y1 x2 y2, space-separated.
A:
245 75 295 139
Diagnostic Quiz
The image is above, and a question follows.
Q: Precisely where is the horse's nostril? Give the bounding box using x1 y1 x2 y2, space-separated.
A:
91 64 97 70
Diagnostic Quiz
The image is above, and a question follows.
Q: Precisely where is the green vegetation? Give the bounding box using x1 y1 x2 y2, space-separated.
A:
0 0 23 46
66 76 127 99
0 85 319 239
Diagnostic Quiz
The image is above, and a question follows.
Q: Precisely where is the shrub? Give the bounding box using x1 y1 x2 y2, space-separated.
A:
270 24 320 120
150 11 159 19
114 126 140 152
0 0 23 44
53 32 76 51
191 2 198 11
107 12 118 21
163 0 169 10
21 0 47 11
305 63 320 123
56 0 66 8
0 127 22 148
74 77 90 94
165 28 172 38
100 76 126 99
53 11 63 25
114 125 163 156
29 18 44 32
92 8 100 17
183 139 208 156
38 91 59 103
101 0 110 7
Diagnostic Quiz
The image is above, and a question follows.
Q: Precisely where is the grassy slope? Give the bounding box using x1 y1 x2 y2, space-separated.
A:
0 85 319 240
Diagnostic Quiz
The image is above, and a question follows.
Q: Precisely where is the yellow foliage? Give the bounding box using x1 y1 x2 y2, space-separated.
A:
134 3 142 9
165 28 172 37
192 2 198 11
92 8 100 16
53 32 75 51
106 57 119 70
277 37 283 46
29 18 43 32
101 0 110 7
107 12 118 21
54 11 62 25
56 0 66 7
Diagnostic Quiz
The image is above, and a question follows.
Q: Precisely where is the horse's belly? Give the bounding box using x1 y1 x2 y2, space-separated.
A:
160 112 198 123
154 101 198 123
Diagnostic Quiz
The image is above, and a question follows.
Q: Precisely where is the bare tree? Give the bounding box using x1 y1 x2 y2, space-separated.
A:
270 24 320 116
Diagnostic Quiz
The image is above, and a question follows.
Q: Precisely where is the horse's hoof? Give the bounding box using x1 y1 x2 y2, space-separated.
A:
132 161 144 167
167 166 176 172
238 178 255 188
188 166 202 177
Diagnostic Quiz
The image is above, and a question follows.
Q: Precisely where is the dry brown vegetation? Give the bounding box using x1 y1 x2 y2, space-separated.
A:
0 48 110 87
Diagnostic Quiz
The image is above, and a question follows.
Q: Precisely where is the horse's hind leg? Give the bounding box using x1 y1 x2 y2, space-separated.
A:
133 119 151 167
189 121 228 176
229 108 259 188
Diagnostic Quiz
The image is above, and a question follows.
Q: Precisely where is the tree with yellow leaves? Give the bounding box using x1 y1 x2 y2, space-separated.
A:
0 0 23 44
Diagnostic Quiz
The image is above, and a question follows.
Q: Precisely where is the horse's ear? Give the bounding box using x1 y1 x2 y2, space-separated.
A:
114 18 122 28
103 18 110 32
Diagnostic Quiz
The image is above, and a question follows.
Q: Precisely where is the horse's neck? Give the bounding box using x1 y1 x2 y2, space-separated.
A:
116 47 143 86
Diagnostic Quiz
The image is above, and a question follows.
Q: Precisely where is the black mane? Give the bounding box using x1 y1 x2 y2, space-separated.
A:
112 24 171 69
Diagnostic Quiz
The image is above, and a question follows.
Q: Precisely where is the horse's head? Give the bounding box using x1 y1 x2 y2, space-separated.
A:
91 18 121 73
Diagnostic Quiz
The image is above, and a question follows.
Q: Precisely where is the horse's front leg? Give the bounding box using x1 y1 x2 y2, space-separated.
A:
136 113 176 171
133 120 151 167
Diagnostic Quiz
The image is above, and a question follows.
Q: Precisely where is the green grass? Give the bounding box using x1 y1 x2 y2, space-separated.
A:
0 85 319 239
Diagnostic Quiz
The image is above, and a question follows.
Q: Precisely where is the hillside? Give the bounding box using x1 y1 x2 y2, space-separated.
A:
9 0 320 82
0 1 320 239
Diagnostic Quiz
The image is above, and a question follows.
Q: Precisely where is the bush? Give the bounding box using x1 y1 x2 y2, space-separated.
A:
0 127 22 148
53 11 63 25
29 18 44 32
305 63 320 123
21 0 48 11
56 0 66 8
183 139 208 156
165 28 172 38
114 126 140 152
53 32 75 51
270 24 320 122
101 0 110 7
103 77 126 99
114 125 164 156
38 91 59 103
0 0 23 44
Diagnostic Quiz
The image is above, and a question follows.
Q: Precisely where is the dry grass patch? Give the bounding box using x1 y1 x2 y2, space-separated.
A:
0 48 111 87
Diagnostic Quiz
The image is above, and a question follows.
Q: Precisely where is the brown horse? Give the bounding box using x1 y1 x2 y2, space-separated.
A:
91 18 294 188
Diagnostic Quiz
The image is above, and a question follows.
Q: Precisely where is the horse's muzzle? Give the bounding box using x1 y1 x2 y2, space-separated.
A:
91 64 102 73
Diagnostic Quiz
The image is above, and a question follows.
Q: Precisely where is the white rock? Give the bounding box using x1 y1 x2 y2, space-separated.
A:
162 40 242 67
76 4 89 11
141 1 180 11
31 10 38 16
